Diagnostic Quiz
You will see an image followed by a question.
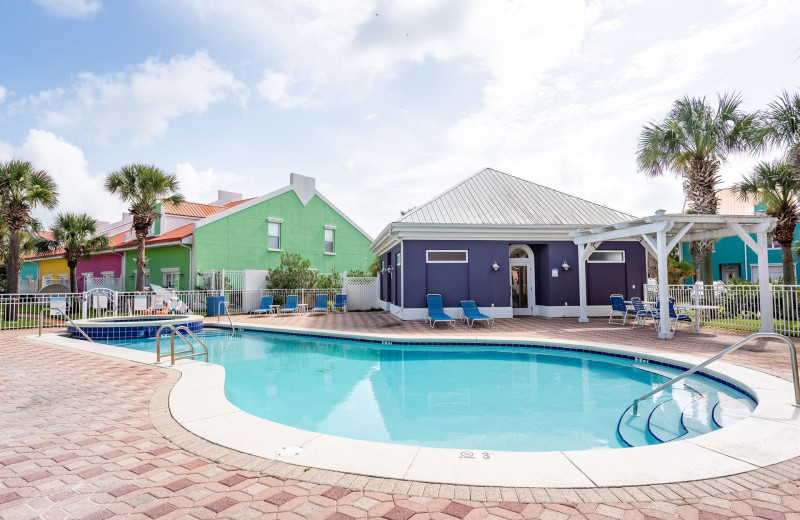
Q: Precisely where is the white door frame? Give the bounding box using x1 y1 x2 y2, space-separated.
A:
509 244 535 316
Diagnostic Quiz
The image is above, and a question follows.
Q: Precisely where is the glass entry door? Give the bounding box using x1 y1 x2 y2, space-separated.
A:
511 263 532 315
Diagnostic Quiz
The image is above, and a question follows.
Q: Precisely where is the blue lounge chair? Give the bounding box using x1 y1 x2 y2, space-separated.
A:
609 294 636 325
655 299 693 331
426 294 455 328
250 296 275 315
460 300 493 327
311 294 329 314
631 297 655 329
280 295 299 314
333 294 347 312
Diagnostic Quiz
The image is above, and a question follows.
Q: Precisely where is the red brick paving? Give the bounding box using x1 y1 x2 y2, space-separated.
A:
2 315 800 519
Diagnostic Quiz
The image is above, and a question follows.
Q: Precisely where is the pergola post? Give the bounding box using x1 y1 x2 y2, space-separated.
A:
656 229 673 339
756 231 774 332
578 244 588 323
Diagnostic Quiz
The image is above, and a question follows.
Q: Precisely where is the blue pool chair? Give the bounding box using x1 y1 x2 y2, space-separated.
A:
426 294 455 328
609 294 636 325
280 295 299 314
631 298 655 329
333 294 347 312
460 300 494 327
311 294 329 314
250 296 275 315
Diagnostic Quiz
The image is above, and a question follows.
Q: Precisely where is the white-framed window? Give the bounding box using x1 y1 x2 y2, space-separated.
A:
268 219 282 251
324 227 335 254
426 250 468 263
161 268 181 289
587 250 625 263
397 252 402 265
132 269 150 286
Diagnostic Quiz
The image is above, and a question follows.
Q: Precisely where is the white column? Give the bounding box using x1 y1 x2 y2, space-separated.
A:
756 231 774 333
578 243 588 323
656 230 673 339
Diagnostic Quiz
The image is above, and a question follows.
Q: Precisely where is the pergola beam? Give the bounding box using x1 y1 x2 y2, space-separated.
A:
572 220 672 244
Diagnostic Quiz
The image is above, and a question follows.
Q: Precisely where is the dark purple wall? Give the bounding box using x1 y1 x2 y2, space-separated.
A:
379 244 401 305
402 240 510 308
389 239 646 309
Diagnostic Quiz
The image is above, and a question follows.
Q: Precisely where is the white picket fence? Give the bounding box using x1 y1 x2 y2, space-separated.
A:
644 283 800 336
342 275 380 310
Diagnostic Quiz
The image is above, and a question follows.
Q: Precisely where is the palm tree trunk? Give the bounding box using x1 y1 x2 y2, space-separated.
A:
135 231 148 292
701 246 714 286
6 228 20 294
781 242 796 285
68 263 78 294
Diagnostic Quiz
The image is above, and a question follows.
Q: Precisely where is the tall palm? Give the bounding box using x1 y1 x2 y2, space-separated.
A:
0 160 59 294
762 90 800 181
734 161 800 285
104 164 183 291
37 213 110 293
637 93 760 284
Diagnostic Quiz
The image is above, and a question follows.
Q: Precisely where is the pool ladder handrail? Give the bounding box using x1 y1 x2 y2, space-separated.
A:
632 332 800 416
38 306 94 342
217 300 236 332
156 324 209 365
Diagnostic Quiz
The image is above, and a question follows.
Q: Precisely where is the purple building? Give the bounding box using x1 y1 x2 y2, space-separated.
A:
370 168 647 320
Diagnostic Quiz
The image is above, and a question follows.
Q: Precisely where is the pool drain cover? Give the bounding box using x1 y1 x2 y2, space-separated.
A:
277 446 303 457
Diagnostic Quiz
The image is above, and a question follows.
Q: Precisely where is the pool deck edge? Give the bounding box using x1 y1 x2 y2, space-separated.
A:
27 328 800 489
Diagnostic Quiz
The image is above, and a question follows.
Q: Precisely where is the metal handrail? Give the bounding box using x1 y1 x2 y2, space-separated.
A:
632 332 800 415
38 307 94 342
155 323 209 365
217 300 236 332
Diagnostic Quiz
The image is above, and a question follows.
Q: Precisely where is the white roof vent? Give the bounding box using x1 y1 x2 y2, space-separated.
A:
290 173 316 205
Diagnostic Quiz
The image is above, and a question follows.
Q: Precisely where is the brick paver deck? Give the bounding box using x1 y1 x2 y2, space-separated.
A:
2 313 800 519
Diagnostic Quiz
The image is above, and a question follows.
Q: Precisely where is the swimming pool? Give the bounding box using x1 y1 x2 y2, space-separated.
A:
103 327 755 452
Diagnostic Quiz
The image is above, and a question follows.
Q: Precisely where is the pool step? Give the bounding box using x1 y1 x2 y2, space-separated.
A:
713 398 756 428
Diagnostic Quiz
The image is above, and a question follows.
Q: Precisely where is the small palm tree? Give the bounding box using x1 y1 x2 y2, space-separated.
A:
104 164 183 291
0 160 59 294
37 213 110 293
734 160 800 285
637 93 760 284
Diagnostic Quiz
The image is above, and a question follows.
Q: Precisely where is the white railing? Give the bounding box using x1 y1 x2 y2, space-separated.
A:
342 275 379 310
644 283 800 337
195 269 244 291
84 275 123 292
17 277 38 294
0 292 114 331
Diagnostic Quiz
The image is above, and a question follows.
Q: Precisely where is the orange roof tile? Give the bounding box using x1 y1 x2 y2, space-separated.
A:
117 223 194 249
163 201 224 218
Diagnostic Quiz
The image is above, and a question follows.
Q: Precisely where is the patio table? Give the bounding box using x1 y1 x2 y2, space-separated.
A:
676 304 720 332
298 303 309 313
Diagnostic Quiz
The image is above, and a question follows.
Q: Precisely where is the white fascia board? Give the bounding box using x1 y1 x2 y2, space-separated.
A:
572 220 673 244
194 185 294 229
313 191 373 241
369 224 400 255
114 240 185 252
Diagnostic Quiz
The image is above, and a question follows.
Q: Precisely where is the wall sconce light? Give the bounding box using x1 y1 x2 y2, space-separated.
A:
386 266 393 273
492 261 500 271
561 261 571 271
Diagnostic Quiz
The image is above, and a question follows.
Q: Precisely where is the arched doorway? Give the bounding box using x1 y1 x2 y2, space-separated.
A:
509 244 535 316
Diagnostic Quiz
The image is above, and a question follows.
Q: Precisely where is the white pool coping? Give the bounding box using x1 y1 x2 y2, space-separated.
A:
30 323 800 488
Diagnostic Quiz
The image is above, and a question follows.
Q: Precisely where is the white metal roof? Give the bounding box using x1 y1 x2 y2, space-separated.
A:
398 168 635 226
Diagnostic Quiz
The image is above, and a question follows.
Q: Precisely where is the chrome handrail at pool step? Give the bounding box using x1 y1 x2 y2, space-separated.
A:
39 307 94 342
217 300 236 333
156 324 209 365
632 332 800 416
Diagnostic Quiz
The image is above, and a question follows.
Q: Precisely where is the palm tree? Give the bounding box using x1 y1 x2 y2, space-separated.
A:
762 90 800 177
734 160 800 285
0 160 59 294
104 164 183 291
637 93 760 284
37 213 110 293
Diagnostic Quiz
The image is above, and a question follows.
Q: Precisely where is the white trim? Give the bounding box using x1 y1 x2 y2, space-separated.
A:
425 250 468 263
324 225 336 230
160 267 181 274
195 186 294 229
268 217 284 223
268 248 283 252
324 252 335 256
587 250 626 263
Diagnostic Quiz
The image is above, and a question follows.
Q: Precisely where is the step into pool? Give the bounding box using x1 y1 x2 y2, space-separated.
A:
102 328 755 452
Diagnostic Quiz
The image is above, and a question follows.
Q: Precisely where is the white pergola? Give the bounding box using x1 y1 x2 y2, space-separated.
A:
570 210 778 339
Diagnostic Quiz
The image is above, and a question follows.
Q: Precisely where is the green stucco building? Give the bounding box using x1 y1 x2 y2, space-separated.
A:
193 173 374 275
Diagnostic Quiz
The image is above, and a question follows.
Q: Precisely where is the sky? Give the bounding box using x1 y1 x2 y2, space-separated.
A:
1 0 799 238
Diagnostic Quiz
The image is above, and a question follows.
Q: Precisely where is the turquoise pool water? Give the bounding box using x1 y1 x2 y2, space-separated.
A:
103 328 755 452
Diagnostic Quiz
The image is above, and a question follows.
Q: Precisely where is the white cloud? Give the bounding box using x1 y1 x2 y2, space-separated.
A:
175 162 244 203
256 71 318 109
0 86 6 104
21 51 247 145
0 130 121 225
32 0 102 19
